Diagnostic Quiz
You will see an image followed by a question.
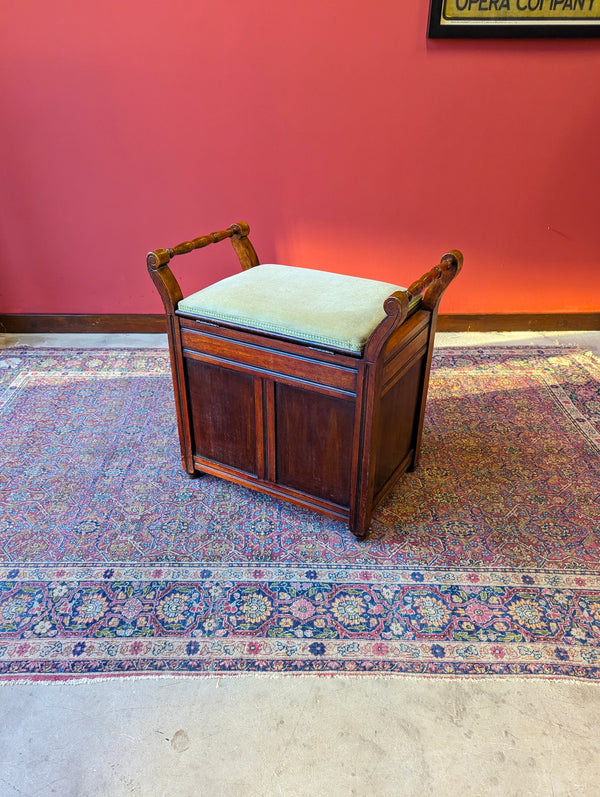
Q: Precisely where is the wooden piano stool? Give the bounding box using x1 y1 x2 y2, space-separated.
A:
147 222 462 539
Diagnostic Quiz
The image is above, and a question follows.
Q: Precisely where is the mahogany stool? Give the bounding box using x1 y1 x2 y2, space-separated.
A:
147 222 461 539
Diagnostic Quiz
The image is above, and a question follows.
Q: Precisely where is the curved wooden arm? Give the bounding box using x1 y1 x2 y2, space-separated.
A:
363 290 411 362
363 249 463 362
146 221 259 314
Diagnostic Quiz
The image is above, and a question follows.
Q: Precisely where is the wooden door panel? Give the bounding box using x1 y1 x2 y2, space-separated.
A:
185 358 257 475
373 357 424 496
275 383 354 507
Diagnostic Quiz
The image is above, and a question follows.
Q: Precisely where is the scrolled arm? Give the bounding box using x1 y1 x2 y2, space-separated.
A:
363 289 411 362
363 249 462 362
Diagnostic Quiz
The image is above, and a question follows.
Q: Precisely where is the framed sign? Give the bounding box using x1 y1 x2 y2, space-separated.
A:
428 0 600 36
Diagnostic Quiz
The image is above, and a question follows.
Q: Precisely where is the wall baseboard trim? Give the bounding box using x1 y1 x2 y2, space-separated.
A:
0 313 599 335
0 314 167 334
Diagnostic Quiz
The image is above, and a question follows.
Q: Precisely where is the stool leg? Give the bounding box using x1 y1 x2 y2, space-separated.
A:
349 461 374 540
350 518 371 541
348 365 377 541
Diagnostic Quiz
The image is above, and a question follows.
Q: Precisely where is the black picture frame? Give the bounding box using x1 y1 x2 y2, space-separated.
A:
428 0 600 37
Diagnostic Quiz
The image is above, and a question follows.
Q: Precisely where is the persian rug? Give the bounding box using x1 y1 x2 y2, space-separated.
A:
0 345 599 681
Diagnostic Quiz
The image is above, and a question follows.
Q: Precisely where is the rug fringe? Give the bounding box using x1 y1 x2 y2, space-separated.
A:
2 671 600 687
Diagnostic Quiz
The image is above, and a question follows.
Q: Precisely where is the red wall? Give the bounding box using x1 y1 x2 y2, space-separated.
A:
2 1 599 315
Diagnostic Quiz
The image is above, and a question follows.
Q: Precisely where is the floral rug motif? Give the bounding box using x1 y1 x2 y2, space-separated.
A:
1 346 599 680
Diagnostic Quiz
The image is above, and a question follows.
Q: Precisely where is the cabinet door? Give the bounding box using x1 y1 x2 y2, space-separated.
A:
184 358 258 476
275 383 354 508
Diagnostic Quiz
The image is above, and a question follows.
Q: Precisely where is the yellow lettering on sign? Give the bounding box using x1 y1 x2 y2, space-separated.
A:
443 0 600 18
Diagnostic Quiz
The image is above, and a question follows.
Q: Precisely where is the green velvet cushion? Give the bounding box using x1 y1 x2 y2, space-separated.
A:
177 264 415 353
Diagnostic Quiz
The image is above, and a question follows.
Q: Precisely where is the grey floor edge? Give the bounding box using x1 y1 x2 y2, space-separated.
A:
1 329 600 355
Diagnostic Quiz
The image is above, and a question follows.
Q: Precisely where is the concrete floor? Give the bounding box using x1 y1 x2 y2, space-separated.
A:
1 331 600 797
2 676 600 797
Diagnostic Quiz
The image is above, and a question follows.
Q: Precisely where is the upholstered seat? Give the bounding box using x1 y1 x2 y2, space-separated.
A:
178 264 421 354
148 222 462 539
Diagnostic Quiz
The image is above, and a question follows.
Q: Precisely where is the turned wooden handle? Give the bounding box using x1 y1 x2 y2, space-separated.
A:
146 222 251 269
408 251 462 296
408 250 463 311
146 221 259 314
407 266 443 299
